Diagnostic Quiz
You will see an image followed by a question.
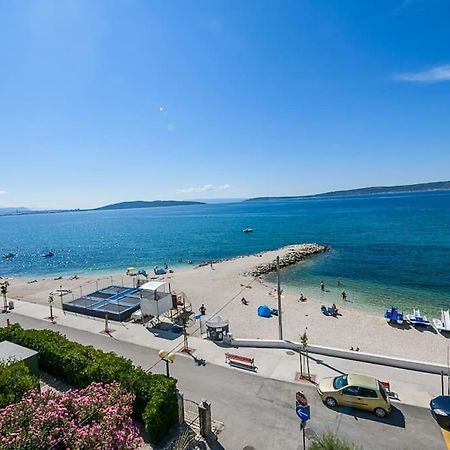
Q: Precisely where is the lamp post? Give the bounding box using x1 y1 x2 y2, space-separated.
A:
158 350 176 377
48 294 54 322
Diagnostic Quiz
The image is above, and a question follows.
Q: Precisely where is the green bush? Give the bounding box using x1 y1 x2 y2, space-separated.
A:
0 324 178 444
0 360 39 408
309 432 361 450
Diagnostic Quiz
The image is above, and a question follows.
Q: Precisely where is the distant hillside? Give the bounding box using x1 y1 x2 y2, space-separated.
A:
94 200 205 211
246 180 450 202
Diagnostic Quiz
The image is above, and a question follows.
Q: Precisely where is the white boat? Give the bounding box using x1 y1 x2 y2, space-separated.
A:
433 310 450 332
243 227 253 233
2 252 16 259
405 308 431 327
42 250 55 258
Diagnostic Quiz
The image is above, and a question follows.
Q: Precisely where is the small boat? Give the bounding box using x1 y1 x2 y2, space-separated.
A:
243 227 253 233
405 308 431 327
384 306 404 325
433 310 450 332
2 252 16 259
42 250 55 258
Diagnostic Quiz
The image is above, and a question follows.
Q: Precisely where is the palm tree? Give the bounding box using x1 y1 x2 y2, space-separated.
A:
309 432 361 450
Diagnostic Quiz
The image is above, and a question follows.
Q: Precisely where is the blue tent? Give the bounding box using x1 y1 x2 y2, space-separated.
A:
257 304 272 318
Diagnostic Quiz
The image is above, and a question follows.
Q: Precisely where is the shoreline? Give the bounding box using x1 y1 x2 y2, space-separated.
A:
4 243 450 365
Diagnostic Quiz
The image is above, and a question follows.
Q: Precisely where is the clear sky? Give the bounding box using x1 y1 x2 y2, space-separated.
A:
0 0 449 209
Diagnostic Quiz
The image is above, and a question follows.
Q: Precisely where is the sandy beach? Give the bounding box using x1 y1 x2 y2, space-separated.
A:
4 244 450 365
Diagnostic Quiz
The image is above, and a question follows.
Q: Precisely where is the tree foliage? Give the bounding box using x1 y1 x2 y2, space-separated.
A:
0 360 39 408
309 432 362 450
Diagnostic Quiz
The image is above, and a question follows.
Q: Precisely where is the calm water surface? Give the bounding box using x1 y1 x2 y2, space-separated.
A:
0 191 449 314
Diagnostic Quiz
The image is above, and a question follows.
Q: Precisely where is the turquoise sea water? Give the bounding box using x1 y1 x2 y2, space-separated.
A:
0 191 449 314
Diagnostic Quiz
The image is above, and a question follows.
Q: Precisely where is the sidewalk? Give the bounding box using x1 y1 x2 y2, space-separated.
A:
4 299 444 408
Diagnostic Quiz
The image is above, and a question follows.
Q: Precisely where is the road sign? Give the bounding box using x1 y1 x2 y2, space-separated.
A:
295 405 310 423
296 391 308 407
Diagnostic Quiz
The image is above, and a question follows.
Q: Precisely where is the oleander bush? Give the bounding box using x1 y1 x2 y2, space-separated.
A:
0 360 39 408
0 381 143 449
0 324 178 444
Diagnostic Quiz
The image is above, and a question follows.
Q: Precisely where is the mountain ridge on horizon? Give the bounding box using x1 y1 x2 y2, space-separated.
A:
245 180 450 202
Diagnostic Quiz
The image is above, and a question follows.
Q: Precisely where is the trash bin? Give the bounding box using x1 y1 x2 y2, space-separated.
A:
8 300 14 310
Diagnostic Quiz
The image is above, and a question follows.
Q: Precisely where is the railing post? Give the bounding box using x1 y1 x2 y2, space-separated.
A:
199 399 212 438
177 390 184 425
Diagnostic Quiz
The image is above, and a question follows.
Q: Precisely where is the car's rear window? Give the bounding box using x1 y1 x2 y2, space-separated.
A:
333 375 348 389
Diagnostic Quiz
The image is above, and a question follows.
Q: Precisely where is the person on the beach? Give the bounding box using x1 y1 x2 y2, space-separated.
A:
332 303 338 315
199 304 206 315
341 291 347 301
210 261 214 269
320 281 325 291
337 280 341 286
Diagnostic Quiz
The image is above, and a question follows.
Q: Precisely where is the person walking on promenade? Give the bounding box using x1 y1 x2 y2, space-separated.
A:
199 304 206 315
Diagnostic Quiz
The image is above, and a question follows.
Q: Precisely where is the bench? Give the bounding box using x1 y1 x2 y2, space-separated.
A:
225 352 256 371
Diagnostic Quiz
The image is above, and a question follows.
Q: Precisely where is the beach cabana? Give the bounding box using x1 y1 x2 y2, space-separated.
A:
257 304 272 318
139 281 173 318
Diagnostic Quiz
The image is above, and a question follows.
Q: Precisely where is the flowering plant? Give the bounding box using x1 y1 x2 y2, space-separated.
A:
0 381 143 449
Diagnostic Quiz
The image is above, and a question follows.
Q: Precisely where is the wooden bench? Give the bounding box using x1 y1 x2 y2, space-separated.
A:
225 352 256 371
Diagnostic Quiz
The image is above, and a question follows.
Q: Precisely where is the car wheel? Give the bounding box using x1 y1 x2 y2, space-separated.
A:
374 407 387 418
325 397 337 407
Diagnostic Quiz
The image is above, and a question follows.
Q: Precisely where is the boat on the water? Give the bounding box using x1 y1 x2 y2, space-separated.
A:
405 308 431 326
2 252 16 259
42 250 55 258
384 306 404 324
243 227 253 233
433 310 450 332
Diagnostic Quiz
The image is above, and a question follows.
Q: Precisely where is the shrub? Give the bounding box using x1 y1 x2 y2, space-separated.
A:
309 432 361 450
0 360 39 408
0 324 178 444
0 381 143 449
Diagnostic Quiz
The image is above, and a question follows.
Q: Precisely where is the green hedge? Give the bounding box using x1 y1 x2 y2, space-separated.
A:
0 360 39 408
0 324 178 444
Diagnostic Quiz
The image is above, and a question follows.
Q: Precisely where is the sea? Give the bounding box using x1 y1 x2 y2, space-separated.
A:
0 191 449 315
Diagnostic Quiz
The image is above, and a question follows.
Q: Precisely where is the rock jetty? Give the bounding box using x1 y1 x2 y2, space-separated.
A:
246 243 329 277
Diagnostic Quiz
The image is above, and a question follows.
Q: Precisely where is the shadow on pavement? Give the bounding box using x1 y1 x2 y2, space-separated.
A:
328 404 406 428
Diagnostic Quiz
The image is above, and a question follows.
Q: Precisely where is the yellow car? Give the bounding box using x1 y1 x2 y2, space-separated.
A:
317 374 391 418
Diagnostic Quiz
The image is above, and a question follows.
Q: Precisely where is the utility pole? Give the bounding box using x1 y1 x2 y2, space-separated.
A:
277 256 283 340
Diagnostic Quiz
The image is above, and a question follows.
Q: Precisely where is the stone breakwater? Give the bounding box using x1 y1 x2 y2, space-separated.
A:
246 243 329 277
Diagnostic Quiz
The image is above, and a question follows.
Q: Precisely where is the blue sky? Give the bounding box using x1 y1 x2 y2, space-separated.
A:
0 0 449 209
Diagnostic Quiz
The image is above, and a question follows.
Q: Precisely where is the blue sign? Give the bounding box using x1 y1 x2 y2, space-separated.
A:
295 405 310 423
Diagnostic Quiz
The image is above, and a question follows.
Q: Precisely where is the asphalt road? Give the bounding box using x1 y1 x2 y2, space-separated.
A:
0 314 445 450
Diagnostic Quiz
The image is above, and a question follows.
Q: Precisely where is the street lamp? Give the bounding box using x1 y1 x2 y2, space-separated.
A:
158 350 176 377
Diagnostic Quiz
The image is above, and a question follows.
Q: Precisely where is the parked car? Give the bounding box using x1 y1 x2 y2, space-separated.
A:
430 395 450 429
317 374 391 418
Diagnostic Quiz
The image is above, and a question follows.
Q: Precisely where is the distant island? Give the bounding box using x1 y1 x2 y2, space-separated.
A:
94 200 205 211
0 200 205 217
245 180 450 202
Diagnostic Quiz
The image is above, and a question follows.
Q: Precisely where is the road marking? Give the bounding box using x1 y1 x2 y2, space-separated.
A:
441 428 450 449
